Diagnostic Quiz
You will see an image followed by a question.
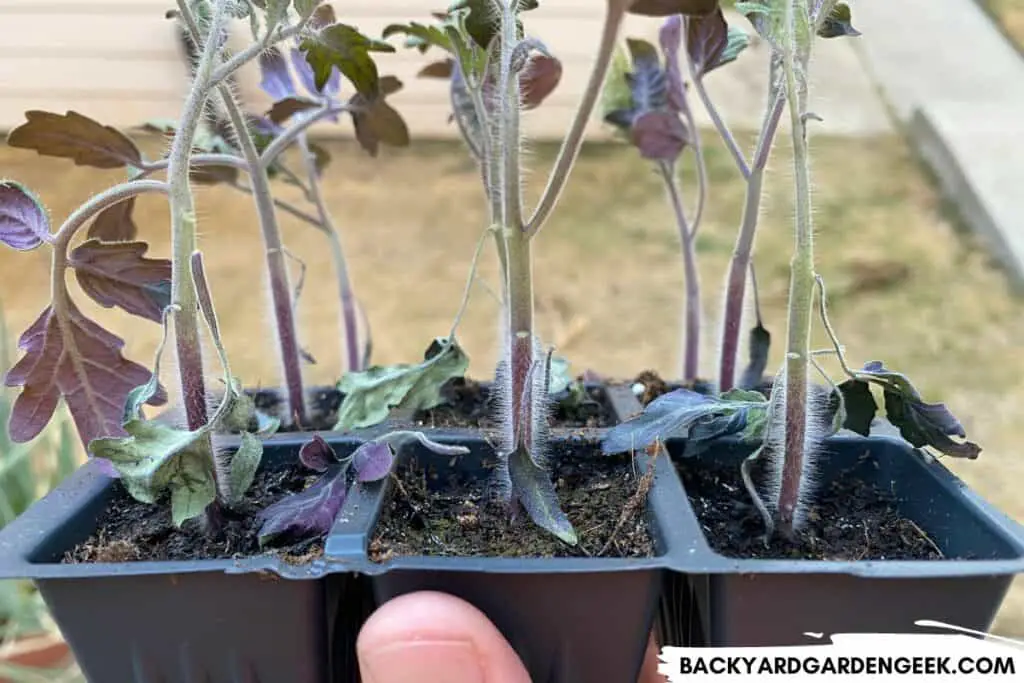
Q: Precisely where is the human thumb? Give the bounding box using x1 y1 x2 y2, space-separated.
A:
357 591 532 683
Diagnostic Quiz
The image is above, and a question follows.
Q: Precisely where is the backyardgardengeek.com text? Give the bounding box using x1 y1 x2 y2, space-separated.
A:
676 654 1016 676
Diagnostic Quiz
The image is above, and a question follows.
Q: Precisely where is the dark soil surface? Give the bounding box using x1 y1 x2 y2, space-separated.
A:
677 456 947 561
253 386 343 432
412 378 617 429
369 447 656 560
64 465 324 564
631 371 773 405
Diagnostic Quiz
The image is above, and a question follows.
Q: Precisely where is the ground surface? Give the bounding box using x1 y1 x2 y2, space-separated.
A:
984 0 1024 46
3 132 1024 636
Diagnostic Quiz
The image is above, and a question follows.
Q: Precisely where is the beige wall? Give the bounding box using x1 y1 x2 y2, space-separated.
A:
0 0 659 140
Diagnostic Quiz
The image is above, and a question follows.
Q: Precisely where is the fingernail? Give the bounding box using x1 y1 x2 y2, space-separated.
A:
361 639 484 683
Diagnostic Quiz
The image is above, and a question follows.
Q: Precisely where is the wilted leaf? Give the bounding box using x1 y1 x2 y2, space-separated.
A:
738 323 770 390
629 0 720 17
0 181 49 251
8 111 142 169
258 47 297 100
88 368 214 527
300 23 395 96
854 361 980 458
224 432 262 505
334 338 469 431
5 303 166 447
377 430 471 456
87 196 137 241
602 387 766 455
418 59 454 78
352 440 394 482
631 110 689 161
299 433 337 472
508 445 577 545
836 378 876 436
818 2 860 38
257 464 348 547
69 239 171 323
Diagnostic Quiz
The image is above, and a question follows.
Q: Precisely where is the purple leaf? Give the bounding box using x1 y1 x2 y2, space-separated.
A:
521 55 563 110
68 239 172 323
299 434 336 472
417 60 453 78
631 110 689 161
352 441 394 482
267 97 320 125
625 39 668 114
0 181 49 251
257 466 348 547
258 47 297 101
685 9 729 79
5 303 167 448
87 196 137 241
8 111 142 169
658 15 688 113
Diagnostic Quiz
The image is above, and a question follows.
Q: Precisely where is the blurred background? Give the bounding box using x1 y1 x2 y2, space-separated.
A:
1 0 1023 678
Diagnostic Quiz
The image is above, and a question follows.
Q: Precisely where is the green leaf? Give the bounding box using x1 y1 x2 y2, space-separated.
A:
334 338 469 431
508 445 577 545
294 0 322 18
300 23 396 96
226 433 263 505
547 356 573 395
836 378 876 436
818 2 860 38
382 22 452 53
717 24 752 68
450 0 538 50
170 460 217 527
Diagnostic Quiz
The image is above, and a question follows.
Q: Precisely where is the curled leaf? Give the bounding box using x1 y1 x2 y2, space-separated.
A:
334 338 469 431
299 434 337 472
8 111 142 169
68 239 172 323
686 8 746 79
257 465 348 547
836 378 876 436
818 2 860 38
0 181 49 251
521 55 563 110
602 388 766 455
377 430 471 456
352 441 394 482
225 432 262 505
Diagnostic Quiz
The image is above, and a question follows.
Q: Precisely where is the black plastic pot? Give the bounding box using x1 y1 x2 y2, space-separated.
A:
0 441 356 683
660 437 1024 647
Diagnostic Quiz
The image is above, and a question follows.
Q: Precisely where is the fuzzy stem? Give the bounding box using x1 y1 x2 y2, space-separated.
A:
259 103 353 168
209 21 309 90
716 87 785 391
777 0 816 538
659 161 700 382
218 88 308 425
498 0 534 449
692 76 750 179
167 0 230 433
525 2 626 237
298 132 364 373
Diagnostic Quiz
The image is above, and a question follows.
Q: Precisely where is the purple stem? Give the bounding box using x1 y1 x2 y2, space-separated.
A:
659 161 700 382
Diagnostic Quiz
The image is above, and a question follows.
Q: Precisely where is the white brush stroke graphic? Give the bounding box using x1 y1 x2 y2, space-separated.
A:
657 621 1024 682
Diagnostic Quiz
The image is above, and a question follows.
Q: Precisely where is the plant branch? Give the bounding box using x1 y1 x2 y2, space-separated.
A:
525 2 626 237
259 103 355 171
229 180 324 228
658 161 701 382
716 85 785 391
449 225 495 341
298 132 365 373
218 85 308 425
210 20 310 91
692 76 750 178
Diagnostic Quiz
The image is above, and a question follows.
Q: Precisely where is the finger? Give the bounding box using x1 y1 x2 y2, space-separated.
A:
638 631 666 683
357 591 532 683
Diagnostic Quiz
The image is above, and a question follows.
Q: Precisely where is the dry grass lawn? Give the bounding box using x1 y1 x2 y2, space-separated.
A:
3 129 1024 637
984 0 1024 47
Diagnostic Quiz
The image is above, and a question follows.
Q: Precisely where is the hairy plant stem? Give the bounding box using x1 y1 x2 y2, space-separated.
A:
218 88 308 426
167 0 230 437
778 0 815 538
298 132 364 374
525 1 626 236
716 87 785 391
497 0 534 454
168 0 230 530
658 161 700 382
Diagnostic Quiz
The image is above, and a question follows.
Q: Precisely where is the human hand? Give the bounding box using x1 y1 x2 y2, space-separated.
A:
357 591 664 683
